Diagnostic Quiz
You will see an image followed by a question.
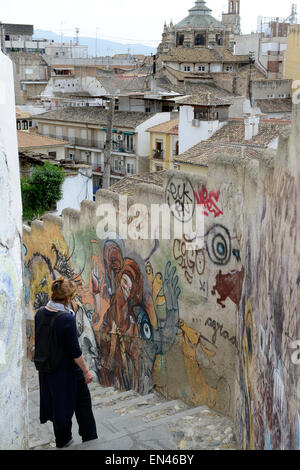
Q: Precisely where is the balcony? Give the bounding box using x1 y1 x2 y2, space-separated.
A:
152 149 164 160
112 141 135 155
68 138 106 150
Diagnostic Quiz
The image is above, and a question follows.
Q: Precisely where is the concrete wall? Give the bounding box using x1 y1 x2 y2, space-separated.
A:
252 79 292 100
0 51 28 449
23 102 299 449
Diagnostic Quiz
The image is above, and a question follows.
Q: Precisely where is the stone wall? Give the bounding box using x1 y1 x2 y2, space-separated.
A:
23 103 299 450
0 51 28 449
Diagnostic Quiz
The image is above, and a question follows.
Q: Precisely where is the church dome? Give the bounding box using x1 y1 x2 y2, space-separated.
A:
176 1 224 30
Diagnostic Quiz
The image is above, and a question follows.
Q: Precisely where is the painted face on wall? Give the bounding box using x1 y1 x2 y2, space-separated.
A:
120 274 132 301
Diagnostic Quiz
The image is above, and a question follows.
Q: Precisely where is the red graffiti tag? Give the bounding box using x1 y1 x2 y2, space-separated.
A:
194 187 223 218
211 267 245 309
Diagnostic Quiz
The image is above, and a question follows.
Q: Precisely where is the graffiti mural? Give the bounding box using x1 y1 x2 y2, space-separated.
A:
211 267 245 309
194 187 223 218
24 222 181 395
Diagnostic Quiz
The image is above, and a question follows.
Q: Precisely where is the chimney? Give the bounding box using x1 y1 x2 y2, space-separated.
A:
253 115 260 137
244 116 253 140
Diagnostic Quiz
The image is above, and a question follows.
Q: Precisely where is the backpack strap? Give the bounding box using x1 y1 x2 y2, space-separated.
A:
49 310 67 329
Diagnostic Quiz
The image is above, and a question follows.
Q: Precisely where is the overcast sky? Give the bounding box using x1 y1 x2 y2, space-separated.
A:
1 0 299 46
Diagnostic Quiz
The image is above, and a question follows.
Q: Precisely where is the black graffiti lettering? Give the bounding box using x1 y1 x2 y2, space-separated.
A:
166 177 196 223
205 317 237 348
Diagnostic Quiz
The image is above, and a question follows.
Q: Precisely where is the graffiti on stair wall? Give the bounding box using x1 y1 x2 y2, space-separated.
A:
24 179 245 419
24 224 181 395
237 169 299 450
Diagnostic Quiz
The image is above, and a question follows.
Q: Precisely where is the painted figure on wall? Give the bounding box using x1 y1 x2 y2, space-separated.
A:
98 239 181 394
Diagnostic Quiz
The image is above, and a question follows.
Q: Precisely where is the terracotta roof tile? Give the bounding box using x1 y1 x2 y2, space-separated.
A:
159 47 250 64
110 171 166 195
146 118 179 134
17 131 67 149
35 107 155 130
175 92 231 106
255 99 292 114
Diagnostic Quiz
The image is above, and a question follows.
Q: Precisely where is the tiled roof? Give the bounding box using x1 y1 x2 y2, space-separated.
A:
160 47 250 64
176 0 223 29
255 99 292 114
174 141 267 166
175 92 231 106
146 118 179 134
175 119 291 165
110 171 166 195
17 131 67 149
207 119 291 146
16 107 31 119
34 107 155 130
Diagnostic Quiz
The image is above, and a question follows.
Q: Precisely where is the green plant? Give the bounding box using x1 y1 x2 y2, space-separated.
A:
21 162 65 221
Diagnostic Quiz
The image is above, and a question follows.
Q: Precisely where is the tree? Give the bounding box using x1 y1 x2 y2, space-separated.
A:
21 162 65 221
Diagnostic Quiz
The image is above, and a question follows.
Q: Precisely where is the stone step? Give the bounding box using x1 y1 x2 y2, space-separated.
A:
112 399 188 422
27 359 238 451
92 390 139 408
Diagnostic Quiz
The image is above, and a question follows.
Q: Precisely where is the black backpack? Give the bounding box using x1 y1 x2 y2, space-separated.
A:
34 310 65 374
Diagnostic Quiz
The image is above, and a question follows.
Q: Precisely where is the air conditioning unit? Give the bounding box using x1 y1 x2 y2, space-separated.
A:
192 119 201 127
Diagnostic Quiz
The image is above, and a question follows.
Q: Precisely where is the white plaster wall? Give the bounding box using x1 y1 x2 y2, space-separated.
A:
0 51 28 449
55 169 93 215
179 105 222 154
42 77 107 98
136 112 171 157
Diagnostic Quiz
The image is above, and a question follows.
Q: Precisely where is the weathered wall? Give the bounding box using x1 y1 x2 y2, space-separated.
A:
23 104 299 449
252 79 292 100
236 103 299 450
0 51 28 449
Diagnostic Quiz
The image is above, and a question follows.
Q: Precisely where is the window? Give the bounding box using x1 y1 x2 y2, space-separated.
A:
127 163 135 175
184 66 191 72
124 135 134 153
177 34 184 46
48 151 57 158
195 34 206 46
198 66 206 72
225 65 233 72
114 159 121 172
216 34 222 46
69 153 74 160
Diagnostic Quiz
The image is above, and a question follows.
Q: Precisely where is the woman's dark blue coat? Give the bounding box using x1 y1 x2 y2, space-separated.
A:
35 308 82 428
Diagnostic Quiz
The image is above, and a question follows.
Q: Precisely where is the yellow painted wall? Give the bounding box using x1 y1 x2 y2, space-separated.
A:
286 26 300 82
149 132 169 171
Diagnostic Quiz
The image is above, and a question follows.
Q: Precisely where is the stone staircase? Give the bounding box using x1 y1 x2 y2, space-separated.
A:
27 360 238 451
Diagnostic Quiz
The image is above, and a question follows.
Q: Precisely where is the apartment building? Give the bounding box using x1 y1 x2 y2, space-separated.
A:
147 118 179 172
34 107 172 188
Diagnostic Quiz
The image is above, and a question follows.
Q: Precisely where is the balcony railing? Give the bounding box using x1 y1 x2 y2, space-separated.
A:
70 138 106 149
152 149 164 160
112 141 135 154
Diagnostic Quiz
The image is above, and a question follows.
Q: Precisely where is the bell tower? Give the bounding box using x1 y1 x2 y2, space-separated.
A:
222 0 241 35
